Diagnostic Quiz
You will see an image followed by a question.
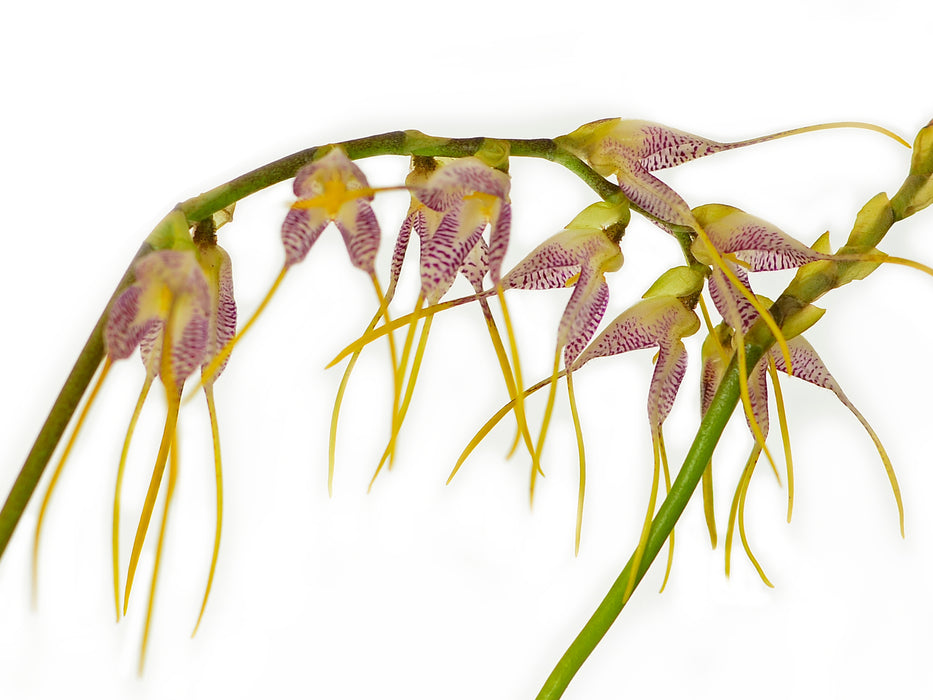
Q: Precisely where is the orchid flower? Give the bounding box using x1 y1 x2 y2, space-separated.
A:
571 267 703 596
556 118 909 409
31 209 237 673
370 155 532 485
704 323 905 586
494 200 627 510
201 146 394 393
452 267 702 557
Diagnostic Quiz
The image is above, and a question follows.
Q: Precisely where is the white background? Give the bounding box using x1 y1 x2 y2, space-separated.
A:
1 1 932 698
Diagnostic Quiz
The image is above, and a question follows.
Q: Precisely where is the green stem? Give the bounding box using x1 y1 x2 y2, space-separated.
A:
0 131 619 565
535 171 916 698
0 242 152 560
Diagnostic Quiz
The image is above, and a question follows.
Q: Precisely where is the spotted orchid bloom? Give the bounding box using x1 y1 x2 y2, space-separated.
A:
31 210 238 674
411 155 512 302
203 146 391 396
556 119 907 384
691 204 830 334
498 200 627 503
570 268 703 593
555 118 907 229
367 155 529 486
700 321 904 587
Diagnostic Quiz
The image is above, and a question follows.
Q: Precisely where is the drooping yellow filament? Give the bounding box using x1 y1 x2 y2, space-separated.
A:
701 461 717 549
124 390 181 615
192 383 223 637
329 307 383 497
767 358 795 523
733 325 780 483
495 285 534 505
531 349 562 503
737 456 773 588
382 294 424 475
698 295 730 366
113 374 154 621
566 372 586 556
370 314 433 491
327 291 492 368
623 432 662 604
657 429 675 593
694 222 793 376
449 374 557 485
842 397 905 537
33 358 113 606
138 428 178 676
477 296 535 464
725 444 774 587
195 266 289 396
725 120 910 149
370 273 399 372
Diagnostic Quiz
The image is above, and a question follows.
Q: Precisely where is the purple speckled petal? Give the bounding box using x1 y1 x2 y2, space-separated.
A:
203 247 237 380
105 285 146 360
168 307 209 389
106 249 213 388
419 199 487 304
647 340 689 432
486 200 511 285
387 209 417 302
634 121 728 171
459 238 489 293
281 207 329 267
414 158 510 212
335 200 381 274
707 264 758 332
744 359 770 438
616 162 695 227
700 347 725 417
703 215 828 271
500 237 581 291
560 272 609 367
770 337 841 393
138 320 164 374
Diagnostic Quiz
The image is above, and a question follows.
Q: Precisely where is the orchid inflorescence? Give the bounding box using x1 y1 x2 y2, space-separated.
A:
3 115 933 696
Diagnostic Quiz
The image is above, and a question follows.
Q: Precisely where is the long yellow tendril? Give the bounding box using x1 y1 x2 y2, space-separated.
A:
623 431 662 604
113 374 154 621
138 427 178 676
449 374 557 484
495 285 533 504
192 383 223 637
125 320 182 615
725 444 773 586
531 349 562 503
566 372 586 555
766 358 795 523
32 358 113 607
477 296 536 463
701 462 717 549
657 429 675 593
370 314 433 490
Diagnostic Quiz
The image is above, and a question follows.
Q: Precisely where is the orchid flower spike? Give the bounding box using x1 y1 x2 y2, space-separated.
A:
572 267 703 595
497 200 628 508
369 153 529 488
